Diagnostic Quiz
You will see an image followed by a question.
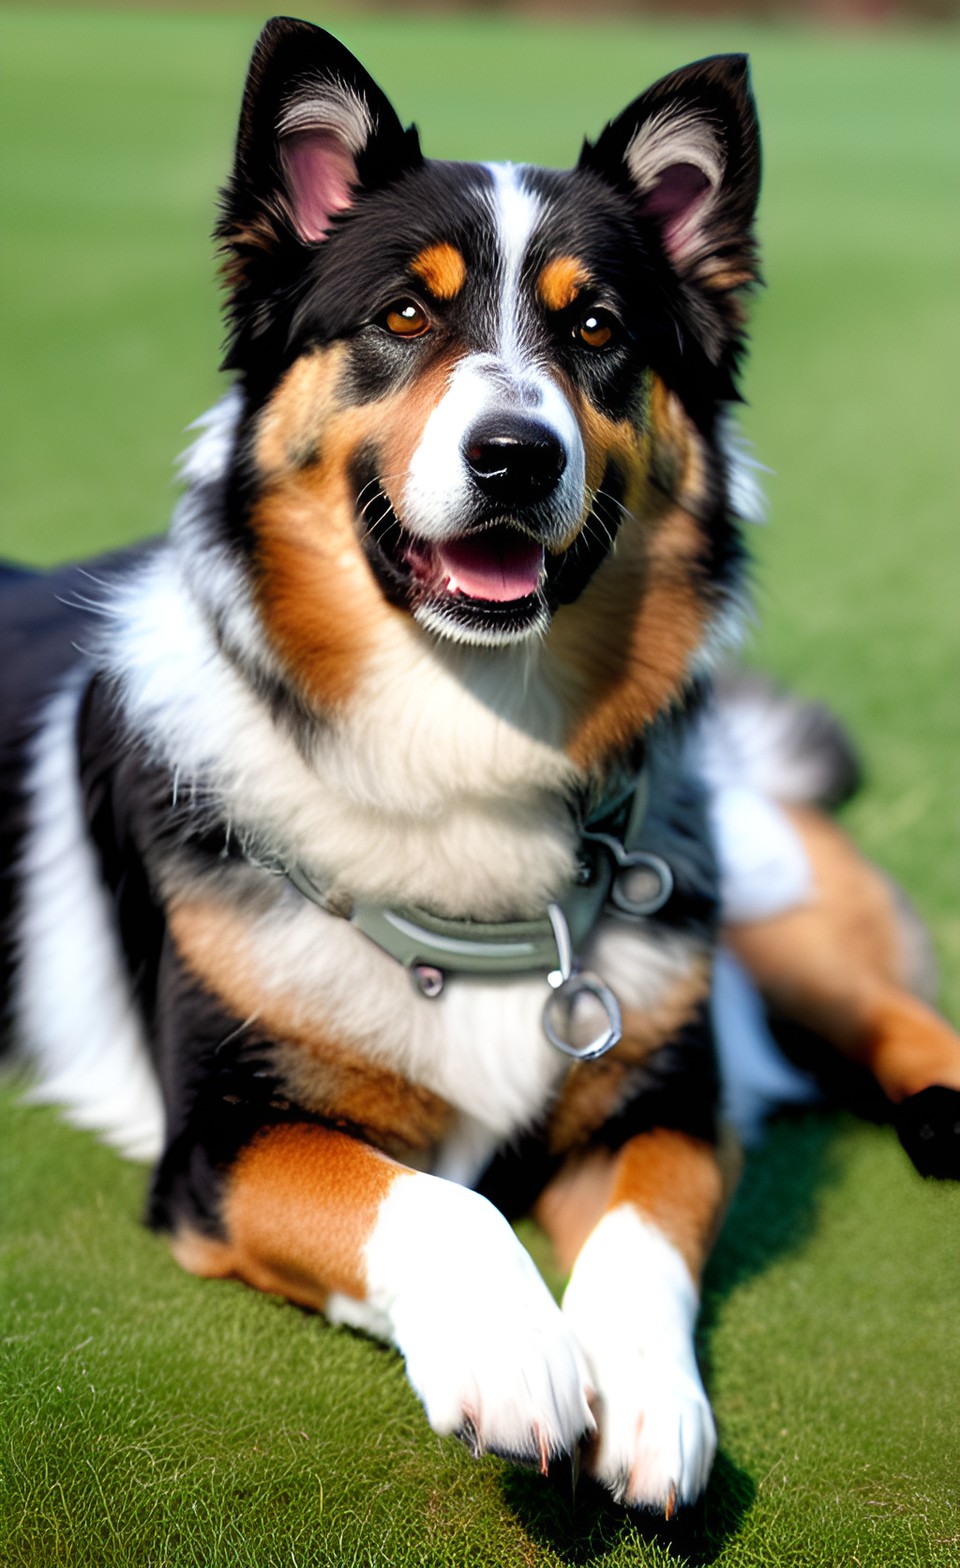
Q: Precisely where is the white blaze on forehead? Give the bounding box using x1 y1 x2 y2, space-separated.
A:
400 165 585 542
483 161 544 366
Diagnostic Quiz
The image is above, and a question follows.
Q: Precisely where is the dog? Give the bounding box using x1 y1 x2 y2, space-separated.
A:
2 17 958 1516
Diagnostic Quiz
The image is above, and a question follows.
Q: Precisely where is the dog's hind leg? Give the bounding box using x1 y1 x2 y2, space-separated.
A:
725 804 960 1177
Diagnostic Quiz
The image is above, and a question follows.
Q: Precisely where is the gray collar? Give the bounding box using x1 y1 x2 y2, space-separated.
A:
281 769 674 1062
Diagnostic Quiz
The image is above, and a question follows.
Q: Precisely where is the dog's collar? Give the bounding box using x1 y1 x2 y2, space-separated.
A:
279 768 674 1062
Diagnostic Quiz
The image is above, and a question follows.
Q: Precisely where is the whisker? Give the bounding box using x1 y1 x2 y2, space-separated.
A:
74 566 123 589
593 486 632 523
357 494 396 543
577 499 619 553
54 592 120 619
354 468 413 506
213 1013 260 1056
357 486 391 520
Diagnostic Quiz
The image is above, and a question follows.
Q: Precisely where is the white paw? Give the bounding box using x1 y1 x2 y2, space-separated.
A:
363 1175 595 1466
563 1205 716 1513
581 1347 716 1512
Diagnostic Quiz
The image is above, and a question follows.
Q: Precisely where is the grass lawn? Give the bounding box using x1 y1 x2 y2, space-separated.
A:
1 8 958 1566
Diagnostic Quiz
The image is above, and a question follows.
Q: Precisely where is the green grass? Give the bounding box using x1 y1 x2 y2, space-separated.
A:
1 9 958 1567
3 1085 958 1568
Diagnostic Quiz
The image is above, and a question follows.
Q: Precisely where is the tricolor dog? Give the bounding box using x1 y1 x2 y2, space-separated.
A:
3 17 958 1516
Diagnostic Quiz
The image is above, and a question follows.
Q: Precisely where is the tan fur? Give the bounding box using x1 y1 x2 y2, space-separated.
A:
608 1129 727 1281
703 267 754 293
533 1148 618 1273
254 344 348 476
553 503 710 775
727 805 960 1100
648 374 708 510
411 243 467 301
251 426 395 709
249 341 466 709
272 1037 454 1155
542 373 715 776
173 1124 405 1312
537 256 591 313
250 363 440 710
376 348 463 484
572 394 651 499
218 212 281 295
856 992 960 1101
536 1128 732 1283
169 1228 240 1280
168 896 453 1152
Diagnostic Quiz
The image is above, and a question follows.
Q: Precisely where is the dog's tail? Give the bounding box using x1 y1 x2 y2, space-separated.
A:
690 667 938 1001
690 667 862 814
687 669 862 934
692 670 960 1168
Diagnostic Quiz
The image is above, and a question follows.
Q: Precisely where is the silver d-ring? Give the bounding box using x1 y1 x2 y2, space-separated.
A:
542 971 622 1061
609 851 674 918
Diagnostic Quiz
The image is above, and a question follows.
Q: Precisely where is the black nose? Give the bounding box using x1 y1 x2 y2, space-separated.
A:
463 415 567 508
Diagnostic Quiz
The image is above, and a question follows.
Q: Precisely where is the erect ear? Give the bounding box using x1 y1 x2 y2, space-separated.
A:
217 18 422 358
580 56 760 359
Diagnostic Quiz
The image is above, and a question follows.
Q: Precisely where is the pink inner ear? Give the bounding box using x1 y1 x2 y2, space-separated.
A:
641 162 712 255
281 130 358 243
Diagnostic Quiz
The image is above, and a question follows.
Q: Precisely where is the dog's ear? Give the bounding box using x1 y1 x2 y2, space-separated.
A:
580 56 760 359
218 18 422 361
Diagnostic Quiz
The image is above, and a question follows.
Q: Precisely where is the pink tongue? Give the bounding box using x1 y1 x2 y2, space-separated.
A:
436 533 545 603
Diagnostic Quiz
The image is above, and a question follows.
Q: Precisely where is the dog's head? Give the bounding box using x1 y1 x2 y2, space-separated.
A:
213 18 760 745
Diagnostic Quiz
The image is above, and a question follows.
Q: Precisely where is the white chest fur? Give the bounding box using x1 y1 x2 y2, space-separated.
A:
110 546 584 922
102 535 706 1172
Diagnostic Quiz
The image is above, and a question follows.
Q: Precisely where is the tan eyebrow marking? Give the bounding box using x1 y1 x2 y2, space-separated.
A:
410 243 467 301
537 256 592 313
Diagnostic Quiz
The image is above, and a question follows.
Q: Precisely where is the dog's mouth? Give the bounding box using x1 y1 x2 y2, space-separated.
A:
410 527 551 644
361 496 550 644
409 528 545 604
356 463 626 645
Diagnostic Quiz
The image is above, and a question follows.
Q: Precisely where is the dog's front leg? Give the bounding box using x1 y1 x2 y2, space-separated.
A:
536 1128 727 1514
172 1122 594 1467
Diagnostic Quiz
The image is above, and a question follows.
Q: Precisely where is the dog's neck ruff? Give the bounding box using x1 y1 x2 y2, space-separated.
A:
279 768 673 1062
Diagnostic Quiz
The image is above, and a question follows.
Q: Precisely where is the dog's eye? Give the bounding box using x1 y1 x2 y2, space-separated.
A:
576 310 616 350
381 300 432 339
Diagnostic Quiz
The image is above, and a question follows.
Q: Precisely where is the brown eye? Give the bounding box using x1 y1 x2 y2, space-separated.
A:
577 310 615 349
382 300 431 338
